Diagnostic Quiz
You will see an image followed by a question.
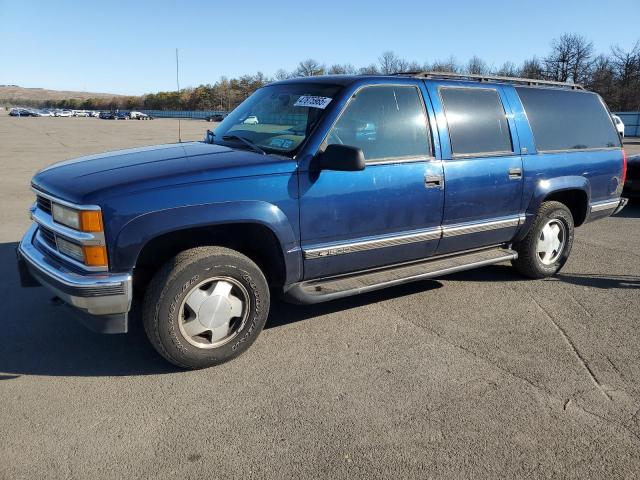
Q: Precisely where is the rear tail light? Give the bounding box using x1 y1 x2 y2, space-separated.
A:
621 149 628 186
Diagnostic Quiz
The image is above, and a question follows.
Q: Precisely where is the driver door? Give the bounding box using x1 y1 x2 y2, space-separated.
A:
298 82 445 279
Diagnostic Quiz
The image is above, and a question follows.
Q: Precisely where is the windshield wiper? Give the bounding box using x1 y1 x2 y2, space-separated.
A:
221 134 266 155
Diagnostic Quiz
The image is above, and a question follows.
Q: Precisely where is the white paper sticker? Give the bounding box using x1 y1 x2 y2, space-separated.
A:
294 95 332 109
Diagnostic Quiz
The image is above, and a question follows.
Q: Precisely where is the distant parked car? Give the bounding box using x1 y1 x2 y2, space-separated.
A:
56 110 73 117
9 108 36 116
73 110 90 117
611 114 625 138
99 111 116 120
34 109 53 117
129 111 152 120
90 111 101 117
242 115 259 124
205 113 227 122
116 112 130 120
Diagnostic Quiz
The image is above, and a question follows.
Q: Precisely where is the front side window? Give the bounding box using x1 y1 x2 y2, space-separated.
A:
440 87 513 156
213 83 342 156
325 85 431 161
515 87 621 151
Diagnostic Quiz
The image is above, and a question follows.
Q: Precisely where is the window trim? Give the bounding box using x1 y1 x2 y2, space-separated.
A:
438 85 515 158
319 83 435 164
514 86 622 154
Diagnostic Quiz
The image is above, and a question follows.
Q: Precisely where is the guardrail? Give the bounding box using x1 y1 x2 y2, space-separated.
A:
613 112 640 137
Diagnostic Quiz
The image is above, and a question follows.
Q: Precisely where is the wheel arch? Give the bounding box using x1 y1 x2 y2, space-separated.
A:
111 201 302 289
517 176 590 240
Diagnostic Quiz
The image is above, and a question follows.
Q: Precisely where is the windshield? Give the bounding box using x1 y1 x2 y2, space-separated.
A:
211 83 342 156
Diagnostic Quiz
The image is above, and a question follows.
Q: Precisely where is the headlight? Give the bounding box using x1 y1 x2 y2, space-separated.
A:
52 204 103 232
55 236 84 262
55 237 108 267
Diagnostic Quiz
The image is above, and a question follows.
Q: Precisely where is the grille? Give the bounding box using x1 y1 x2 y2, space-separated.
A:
38 226 57 248
36 195 52 215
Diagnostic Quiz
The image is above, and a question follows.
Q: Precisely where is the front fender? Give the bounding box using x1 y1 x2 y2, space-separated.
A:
516 175 591 240
111 200 301 283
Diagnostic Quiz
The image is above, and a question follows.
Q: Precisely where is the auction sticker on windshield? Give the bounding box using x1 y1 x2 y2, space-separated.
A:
294 95 332 109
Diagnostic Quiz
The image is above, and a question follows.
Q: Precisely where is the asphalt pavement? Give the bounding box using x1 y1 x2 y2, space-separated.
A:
1 116 639 479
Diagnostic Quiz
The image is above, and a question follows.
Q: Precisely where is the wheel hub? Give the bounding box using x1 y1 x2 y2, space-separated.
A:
537 219 566 265
179 277 248 349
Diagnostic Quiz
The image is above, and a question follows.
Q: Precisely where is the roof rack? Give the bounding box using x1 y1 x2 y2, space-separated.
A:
392 71 585 90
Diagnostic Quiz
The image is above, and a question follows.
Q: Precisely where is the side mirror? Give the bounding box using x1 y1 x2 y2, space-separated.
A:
314 144 366 172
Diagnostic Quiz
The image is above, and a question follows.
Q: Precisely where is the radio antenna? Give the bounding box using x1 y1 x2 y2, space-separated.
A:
176 48 181 143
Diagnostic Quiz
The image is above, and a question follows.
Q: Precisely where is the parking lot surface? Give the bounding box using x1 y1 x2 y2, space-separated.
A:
1 116 639 479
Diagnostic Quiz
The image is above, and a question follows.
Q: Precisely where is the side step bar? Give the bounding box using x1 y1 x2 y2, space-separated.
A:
284 247 518 304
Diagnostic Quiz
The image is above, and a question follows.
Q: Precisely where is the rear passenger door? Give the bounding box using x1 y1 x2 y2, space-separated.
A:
426 82 524 255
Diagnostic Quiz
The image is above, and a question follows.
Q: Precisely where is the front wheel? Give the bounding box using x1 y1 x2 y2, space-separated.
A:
512 201 575 279
142 246 270 369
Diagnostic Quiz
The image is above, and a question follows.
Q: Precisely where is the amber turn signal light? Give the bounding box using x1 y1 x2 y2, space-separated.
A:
80 211 104 232
83 245 108 267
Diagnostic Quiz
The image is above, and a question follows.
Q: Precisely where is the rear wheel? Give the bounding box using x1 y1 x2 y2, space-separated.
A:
142 246 270 369
512 201 574 279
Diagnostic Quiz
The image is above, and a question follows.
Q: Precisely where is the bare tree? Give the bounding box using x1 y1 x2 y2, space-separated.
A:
544 33 594 83
520 57 545 79
430 56 460 73
494 61 518 77
466 55 488 75
327 63 357 75
610 42 640 110
378 51 402 74
358 64 380 75
274 69 290 81
294 59 325 77
588 54 616 106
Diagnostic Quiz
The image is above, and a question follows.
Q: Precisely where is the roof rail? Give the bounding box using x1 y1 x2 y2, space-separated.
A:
392 71 585 90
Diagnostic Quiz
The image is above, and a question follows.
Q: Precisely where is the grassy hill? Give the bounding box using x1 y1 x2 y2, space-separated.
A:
0 85 126 103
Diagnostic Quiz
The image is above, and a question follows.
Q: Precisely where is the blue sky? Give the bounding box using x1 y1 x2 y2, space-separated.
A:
1 0 639 95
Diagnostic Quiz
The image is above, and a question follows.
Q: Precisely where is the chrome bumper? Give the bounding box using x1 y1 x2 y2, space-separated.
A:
17 224 132 333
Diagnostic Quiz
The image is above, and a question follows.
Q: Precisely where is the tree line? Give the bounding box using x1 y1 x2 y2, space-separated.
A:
6 34 640 112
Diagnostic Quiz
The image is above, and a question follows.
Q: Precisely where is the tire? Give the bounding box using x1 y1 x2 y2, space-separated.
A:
512 201 574 279
142 246 270 369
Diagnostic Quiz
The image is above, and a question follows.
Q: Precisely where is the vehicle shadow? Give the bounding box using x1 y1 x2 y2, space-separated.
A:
553 272 640 289
266 280 442 330
443 263 640 289
0 241 441 378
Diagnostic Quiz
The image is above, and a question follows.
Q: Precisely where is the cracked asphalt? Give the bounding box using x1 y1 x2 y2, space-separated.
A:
1 116 639 479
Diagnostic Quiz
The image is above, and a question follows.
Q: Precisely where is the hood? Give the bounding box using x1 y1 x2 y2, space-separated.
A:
32 142 297 204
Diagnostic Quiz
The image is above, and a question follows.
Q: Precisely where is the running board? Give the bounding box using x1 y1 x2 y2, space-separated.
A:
284 247 518 304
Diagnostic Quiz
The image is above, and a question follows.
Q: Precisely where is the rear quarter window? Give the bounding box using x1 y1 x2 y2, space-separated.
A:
440 87 513 156
515 87 621 152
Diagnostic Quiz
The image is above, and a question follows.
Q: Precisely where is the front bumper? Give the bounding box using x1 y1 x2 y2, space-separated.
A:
17 224 132 333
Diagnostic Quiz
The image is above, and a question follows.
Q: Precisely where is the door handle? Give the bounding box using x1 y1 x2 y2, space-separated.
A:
425 174 443 189
508 168 522 179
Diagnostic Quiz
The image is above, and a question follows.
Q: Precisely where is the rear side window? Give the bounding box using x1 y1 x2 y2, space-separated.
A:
440 87 513 156
515 88 621 151
326 85 431 161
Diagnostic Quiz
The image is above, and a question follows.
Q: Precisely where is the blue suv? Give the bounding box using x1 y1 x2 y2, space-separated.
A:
17 72 628 368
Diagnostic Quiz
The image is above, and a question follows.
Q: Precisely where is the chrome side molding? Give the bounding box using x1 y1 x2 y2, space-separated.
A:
441 216 521 238
304 228 441 259
303 215 526 259
590 199 622 213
